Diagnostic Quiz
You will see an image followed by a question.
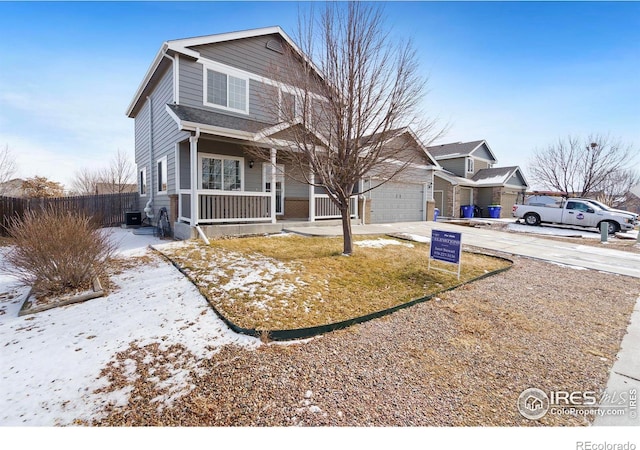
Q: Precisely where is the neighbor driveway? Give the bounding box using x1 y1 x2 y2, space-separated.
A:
285 221 640 279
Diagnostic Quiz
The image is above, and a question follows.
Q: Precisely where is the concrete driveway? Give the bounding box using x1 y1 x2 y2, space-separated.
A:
285 220 640 279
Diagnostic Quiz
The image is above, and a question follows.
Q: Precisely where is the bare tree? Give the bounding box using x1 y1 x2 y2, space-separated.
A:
528 134 638 197
70 167 102 195
70 150 135 195
101 149 135 194
0 144 17 195
251 2 444 255
594 168 640 208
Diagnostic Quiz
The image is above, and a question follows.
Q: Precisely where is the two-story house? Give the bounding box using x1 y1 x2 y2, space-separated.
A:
427 140 529 218
126 26 439 238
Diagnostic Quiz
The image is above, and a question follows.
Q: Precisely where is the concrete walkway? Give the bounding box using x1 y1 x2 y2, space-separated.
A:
285 220 640 425
285 220 640 278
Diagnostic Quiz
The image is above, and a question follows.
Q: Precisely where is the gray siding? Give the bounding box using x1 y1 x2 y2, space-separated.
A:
439 158 467 178
507 172 527 187
178 57 203 110
193 35 291 81
134 64 189 218
471 144 495 162
178 57 278 124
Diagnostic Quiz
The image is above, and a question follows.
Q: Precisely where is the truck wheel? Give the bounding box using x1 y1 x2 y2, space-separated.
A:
599 221 619 235
523 213 541 226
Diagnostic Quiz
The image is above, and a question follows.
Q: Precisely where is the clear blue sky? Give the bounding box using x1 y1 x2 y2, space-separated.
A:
1 1 638 189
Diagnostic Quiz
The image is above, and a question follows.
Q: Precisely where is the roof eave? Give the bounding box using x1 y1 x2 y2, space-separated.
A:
126 43 169 118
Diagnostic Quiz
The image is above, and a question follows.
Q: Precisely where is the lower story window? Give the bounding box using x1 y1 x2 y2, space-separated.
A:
139 167 146 196
200 154 243 191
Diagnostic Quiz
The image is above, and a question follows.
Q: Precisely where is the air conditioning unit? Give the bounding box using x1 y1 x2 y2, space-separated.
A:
125 212 142 226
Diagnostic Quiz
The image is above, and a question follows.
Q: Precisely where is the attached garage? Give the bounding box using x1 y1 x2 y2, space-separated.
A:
368 181 425 223
499 191 519 218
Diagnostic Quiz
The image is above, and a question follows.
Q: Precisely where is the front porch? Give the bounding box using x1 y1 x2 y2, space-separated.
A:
174 218 362 240
175 135 358 233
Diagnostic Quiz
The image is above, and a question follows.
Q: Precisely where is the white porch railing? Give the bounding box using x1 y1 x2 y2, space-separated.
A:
179 190 273 224
313 194 359 220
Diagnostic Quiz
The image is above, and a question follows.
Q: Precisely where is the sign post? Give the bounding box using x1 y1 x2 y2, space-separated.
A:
428 229 462 280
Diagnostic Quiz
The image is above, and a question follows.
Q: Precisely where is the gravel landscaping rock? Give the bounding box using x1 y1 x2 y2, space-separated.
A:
89 254 640 426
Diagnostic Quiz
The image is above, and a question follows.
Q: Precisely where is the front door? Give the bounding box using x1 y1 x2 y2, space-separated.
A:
263 163 284 215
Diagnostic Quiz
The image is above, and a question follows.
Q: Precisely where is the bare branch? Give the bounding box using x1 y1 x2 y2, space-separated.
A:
247 2 445 254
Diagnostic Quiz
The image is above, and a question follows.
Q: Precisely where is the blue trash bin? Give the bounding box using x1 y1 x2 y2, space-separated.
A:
487 205 502 219
434 208 440 222
460 205 474 218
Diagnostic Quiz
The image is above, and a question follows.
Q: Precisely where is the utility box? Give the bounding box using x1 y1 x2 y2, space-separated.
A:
125 212 142 227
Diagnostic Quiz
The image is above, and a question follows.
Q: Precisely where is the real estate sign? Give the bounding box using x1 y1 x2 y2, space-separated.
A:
428 229 462 279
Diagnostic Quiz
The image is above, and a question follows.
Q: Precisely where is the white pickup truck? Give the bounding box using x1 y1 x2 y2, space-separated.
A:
512 199 635 234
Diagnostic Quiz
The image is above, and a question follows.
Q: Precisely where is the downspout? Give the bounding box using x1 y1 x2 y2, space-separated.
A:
191 128 208 244
143 95 155 221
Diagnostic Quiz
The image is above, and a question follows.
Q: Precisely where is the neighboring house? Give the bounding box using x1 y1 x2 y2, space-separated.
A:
426 140 529 218
126 27 440 238
94 183 138 195
0 178 26 197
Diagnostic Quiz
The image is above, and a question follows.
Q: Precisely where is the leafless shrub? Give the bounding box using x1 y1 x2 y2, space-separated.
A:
4 207 116 297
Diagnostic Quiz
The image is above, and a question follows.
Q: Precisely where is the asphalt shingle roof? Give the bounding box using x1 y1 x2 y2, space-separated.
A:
167 104 271 134
426 140 486 159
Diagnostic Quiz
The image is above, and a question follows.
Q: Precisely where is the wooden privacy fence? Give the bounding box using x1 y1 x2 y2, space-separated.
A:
0 192 140 236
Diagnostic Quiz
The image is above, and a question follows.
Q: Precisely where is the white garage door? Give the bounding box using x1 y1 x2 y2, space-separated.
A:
368 181 424 223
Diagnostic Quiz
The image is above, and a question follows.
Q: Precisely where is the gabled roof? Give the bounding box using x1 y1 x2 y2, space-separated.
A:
361 128 440 167
435 166 529 188
472 166 529 188
426 140 497 163
127 26 320 118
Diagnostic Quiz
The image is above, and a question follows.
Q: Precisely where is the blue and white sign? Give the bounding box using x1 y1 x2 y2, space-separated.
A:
429 229 462 279
430 230 462 264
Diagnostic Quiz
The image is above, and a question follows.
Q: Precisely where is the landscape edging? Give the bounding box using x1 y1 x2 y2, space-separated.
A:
151 245 513 342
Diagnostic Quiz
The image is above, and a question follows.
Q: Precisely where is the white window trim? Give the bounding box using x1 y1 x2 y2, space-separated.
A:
467 158 475 173
202 62 249 114
198 153 245 191
157 156 168 194
262 162 285 215
139 166 147 197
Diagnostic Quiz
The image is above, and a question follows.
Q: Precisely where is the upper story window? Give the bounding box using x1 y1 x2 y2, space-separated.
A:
204 68 248 113
466 158 474 173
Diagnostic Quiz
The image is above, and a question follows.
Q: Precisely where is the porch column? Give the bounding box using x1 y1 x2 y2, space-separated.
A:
270 148 277 224
308 171 315 222
189 132 199 226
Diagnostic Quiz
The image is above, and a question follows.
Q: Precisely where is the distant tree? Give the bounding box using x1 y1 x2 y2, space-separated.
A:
21 176 65 198
594 168 640 208
249 2 444 255
0 144 17 195
101 149 135 194
528 135 638 197
70 150 135 195
70 167 102 195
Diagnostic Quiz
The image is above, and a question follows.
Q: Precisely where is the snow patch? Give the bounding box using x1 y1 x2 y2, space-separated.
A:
355 238 414 248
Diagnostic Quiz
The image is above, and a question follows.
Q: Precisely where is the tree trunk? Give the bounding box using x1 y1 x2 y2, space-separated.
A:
340 203 353 256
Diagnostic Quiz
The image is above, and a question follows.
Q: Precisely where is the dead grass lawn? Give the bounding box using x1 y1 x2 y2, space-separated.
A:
159 235 511 330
